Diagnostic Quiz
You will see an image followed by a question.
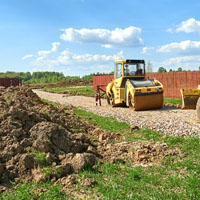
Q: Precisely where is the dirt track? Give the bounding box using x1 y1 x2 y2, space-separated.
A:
33 89 200 137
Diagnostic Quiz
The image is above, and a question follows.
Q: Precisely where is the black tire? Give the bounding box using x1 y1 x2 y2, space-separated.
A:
128 93 135 108
197 97 200 121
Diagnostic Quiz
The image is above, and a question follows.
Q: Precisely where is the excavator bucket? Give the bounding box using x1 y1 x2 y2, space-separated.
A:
181 89 200 109
134 92 163 111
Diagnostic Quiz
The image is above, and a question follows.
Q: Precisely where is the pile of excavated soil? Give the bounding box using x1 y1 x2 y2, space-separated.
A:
0 86 182 193
0 86 98 190
98 141 181 166
30 80 93 89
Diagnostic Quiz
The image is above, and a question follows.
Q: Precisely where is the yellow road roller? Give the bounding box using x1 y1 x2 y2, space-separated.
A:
106 59 164 111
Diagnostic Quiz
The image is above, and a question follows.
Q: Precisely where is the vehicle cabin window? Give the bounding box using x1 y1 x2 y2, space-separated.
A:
124 63 145 76
115 63 122 79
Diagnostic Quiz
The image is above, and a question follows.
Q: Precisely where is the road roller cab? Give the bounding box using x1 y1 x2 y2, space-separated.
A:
106 59 164 111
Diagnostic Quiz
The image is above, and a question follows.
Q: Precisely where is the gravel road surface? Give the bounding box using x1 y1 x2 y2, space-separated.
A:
33 89 200 137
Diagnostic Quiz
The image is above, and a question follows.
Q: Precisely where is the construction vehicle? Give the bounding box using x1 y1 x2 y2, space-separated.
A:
180 87 200 120
106 59 164 111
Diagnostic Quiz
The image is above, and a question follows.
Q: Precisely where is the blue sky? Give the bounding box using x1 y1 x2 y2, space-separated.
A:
1 0 200 76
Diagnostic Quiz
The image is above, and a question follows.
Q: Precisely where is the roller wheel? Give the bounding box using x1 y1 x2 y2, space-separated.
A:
197 97 200 121
128 93 135 109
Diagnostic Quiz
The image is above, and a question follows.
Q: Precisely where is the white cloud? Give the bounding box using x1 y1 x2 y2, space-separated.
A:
176 18 200 33
60 26 144 48
51 42 60 51
168 18 200 33
37 50 51 61
158 40 200 54
71 50 124 63
36 42 60 61
141 47 154 54
25 38 125 75
31 48 124 75
101 44 112 49
161 55 200 68
55 50 124 65
37 50 51 57
22 54 34 60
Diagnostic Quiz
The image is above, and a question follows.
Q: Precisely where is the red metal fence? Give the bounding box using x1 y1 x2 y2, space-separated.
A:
93 71 200 98
147 71 200 98
93 75 114 91
0 78 21 88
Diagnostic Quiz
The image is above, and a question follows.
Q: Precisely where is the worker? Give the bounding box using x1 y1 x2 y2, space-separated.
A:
136 65 143 75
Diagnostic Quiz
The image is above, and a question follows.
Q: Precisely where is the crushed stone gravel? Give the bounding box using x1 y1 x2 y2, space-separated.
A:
33 89 200 137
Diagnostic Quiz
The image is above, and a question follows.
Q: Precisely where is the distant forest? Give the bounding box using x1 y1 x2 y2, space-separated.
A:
0 71 113 84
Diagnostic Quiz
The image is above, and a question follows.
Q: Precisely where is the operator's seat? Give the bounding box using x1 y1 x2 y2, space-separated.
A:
136 69 142 75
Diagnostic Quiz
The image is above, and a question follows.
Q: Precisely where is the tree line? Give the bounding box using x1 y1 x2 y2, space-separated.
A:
0 71 113 84
157 66 200 73
146 61 200 73
1 66 199 84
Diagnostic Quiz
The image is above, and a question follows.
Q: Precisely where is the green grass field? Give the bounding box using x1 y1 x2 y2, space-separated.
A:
75 109 200 200
0 182 67 200
164 97 182 106
44 85 96 96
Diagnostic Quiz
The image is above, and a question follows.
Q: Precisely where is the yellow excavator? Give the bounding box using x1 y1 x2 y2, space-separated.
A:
181 87 200 120
106 59 164 111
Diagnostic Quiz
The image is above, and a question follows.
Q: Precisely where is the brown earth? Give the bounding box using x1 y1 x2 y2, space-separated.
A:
99 141 181 166
0 86 97 189
0 85 181 193
30 79 93 89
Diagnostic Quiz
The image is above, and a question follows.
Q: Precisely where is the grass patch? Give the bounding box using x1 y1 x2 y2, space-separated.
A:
164 97 182 106
125 128 163 142
44 85 96 96
76 108 164 142
33 151 49 167
0 181 67 200
76 108 130 134
78 159 200 200
42 166 63 178
76 108 200 199
41 98 59 108
77 135 200 200
4 97 11 102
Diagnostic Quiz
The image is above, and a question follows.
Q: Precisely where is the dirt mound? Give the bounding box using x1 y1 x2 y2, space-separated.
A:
30 80 93 89
0 85 182 194
99 141 181 166
0 86 98 188
89 127 121 143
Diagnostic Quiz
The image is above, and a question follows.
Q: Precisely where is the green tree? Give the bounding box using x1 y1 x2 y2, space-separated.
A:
169 69 173 72
158 67 167 73
177 67 183 72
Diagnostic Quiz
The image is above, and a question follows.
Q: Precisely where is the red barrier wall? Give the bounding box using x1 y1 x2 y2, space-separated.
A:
93 75 114 91
0 78 21 88
147 71 200 98
93 71 200 98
